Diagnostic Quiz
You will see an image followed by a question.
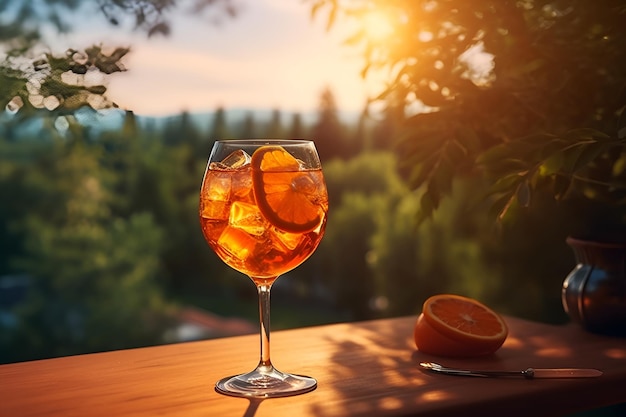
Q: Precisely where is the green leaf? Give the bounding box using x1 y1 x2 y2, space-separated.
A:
613 151 626 176
563 128 611 142
539 151 564 176
570 141 608 172
454 127 480 153
416 191 435 225
408 157 437 190
516 180 531 207
433 158 453 195
87 85 107 95
481 158 529 178
518 132 558 145
486 173 524 196
538 137 569 159
560 143 587 173
446 138 468 162
476 144 513 165
426 181 441 209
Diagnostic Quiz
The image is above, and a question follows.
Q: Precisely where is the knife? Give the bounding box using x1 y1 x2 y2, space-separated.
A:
420 362 603 379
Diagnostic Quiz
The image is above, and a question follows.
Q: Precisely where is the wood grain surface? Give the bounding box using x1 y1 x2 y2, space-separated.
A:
1 316 625 417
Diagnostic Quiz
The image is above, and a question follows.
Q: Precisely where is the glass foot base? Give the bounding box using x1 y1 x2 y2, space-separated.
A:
215 367 317 398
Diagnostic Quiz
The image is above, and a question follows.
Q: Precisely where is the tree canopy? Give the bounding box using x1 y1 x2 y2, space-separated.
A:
312 0 626 236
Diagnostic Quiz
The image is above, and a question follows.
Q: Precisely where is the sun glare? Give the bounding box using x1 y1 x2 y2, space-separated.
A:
362 11 394 42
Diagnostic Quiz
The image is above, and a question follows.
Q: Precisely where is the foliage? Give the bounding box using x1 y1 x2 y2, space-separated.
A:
208 107 232 140
0 94 373 362
1 103 581 363
311 0 626 240
311 87 358 161
317 152 512 321
0 118 171 363
264 109 284 138
319 192 378 318
288 113 306 138
318 152 403 319
0 0 238 114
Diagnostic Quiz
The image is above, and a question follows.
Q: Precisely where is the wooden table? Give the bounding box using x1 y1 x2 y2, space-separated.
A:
1 316 625 417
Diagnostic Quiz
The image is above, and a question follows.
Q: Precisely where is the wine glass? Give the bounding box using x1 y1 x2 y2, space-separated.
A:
199 139 328 398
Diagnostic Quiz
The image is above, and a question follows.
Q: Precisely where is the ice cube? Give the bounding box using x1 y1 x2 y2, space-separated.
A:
215 149 251 169
200 171 232 220
229 201 266 236
203 171 231 202
200 200 229 220
270 227 304 251
217 226 257 262
231 167 254 201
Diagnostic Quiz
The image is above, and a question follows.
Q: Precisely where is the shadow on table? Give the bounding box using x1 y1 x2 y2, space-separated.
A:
307 318 439 416
241 398 263 417
307 317 626 417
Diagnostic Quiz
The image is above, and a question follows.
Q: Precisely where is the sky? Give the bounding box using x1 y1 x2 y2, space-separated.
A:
55 0 384 117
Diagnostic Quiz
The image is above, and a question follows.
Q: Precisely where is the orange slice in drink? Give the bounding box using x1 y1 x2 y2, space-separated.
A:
251 145 323 233
414 294 508 357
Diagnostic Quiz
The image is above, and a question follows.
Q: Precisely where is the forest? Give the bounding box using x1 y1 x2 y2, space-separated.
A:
0 93 574 364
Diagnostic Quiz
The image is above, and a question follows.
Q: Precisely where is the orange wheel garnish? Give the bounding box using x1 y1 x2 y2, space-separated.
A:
251 145 323 233
414 294 508 357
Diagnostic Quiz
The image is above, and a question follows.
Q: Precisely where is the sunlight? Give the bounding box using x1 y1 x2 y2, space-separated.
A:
604 348 626 359
379 396 403 411
459 41 495 87
421 390 453 402
362 10 394 43
503 335 523 349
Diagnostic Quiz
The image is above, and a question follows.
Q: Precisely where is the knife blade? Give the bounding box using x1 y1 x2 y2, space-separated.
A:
419 362 603 379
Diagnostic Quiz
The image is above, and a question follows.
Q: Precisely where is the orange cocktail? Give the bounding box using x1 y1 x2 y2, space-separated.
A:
199 145 327 283
199 140 328 398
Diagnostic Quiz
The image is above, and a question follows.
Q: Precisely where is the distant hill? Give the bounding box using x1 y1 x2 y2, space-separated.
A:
135 107 361 134
1 107 362 139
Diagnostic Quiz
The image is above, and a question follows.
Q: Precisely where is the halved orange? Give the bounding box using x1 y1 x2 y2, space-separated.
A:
414 294 508 357
250 145 324 233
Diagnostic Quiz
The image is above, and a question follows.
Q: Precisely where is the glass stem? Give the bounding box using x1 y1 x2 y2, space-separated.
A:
256 282 274 372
